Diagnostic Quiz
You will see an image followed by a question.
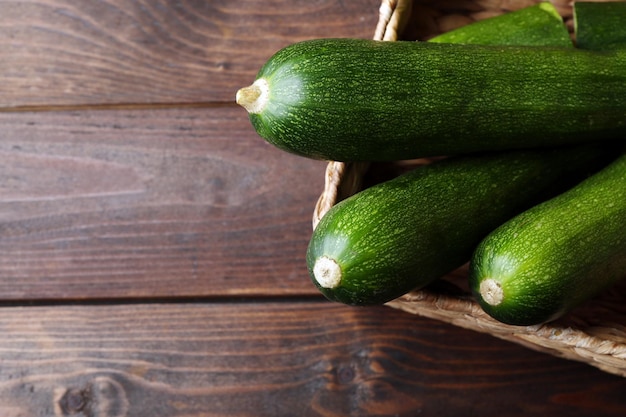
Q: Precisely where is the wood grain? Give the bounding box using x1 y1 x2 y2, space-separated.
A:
0 0 380 108
1 1 625 413
0 107 326 300
0 301 624 417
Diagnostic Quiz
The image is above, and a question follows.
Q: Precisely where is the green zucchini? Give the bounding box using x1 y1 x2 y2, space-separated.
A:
237 38 626 162
430 2 571 47
574 2 626 51
469 151 626 325
306 144 618 305
466 2 626 326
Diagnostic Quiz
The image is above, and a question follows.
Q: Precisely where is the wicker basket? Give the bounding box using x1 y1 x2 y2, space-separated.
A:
313 0 626 378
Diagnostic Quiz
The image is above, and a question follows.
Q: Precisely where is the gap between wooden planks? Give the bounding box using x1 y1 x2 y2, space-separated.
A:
0 0 381 109
0 300 625 417
0 102 236 113
0 106 326 301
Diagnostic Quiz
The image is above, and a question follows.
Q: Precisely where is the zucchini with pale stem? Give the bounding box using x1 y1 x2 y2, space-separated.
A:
468 1 626 326
470 150 626 325
236 38 626 162
306 145 619 305
305 3 622 305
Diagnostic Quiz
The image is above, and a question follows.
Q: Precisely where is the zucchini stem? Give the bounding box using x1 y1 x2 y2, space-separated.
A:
313 256 342 289
479 278 504 306
236 78 270 114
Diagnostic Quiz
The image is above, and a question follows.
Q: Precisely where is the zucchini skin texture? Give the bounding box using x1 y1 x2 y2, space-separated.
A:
306 144 619 305
470 151 626 326
574 2 626 51
430 3 572 47
247 38 626 161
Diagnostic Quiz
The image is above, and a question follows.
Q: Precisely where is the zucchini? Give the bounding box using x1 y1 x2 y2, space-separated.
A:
430 2 571 47
306 145 618 305
469 151 626 325
574 2 626 51
236 38 626 161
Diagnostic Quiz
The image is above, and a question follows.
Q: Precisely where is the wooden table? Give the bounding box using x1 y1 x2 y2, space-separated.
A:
1 1 625 415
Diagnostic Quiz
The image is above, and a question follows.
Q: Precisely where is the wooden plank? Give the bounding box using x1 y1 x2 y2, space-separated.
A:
0 0 380 108
0 301 624 417
0 107 326 300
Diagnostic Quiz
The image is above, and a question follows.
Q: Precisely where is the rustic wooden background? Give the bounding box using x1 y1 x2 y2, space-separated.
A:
1 0 625 416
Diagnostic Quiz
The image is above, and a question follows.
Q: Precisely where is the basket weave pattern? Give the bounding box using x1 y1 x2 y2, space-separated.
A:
312 0 626 377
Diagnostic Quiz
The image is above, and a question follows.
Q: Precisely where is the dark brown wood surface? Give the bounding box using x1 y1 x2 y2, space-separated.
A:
0 107 325 300
1 0 379 107
2 302 626 417
1 0 625 415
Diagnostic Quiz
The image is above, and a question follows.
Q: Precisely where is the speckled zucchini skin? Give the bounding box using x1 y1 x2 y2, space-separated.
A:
247 38 626 161
306 145 619 305
574 2 626 51
469 151 626 326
